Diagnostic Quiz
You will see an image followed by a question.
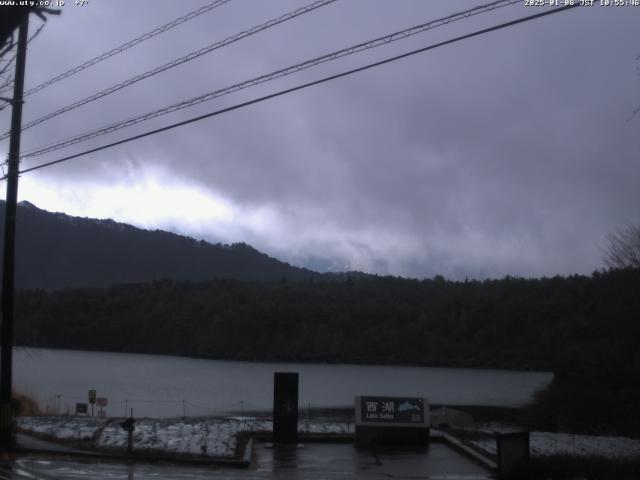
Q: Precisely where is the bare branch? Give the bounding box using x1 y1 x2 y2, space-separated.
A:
603 224 640 269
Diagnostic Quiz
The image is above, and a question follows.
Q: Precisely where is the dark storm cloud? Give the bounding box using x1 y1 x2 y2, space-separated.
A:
2 0 639 278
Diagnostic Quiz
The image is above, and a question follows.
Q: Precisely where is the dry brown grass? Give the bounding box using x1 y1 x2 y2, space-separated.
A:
12 391 40 416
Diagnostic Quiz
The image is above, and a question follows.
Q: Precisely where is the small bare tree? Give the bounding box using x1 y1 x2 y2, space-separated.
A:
603 224 640 269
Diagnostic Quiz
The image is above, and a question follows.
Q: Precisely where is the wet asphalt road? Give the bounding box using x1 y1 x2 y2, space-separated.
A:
1 442 492 479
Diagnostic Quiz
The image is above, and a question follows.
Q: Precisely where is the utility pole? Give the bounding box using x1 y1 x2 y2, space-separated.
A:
0 15 29 450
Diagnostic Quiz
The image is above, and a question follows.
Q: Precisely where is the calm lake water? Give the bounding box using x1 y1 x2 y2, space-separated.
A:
14 347 552 418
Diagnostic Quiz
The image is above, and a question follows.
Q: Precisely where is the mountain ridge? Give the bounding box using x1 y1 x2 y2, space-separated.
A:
0 200 326 289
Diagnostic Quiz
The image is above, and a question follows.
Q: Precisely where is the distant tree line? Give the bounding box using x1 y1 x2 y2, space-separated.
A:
13 268 640 436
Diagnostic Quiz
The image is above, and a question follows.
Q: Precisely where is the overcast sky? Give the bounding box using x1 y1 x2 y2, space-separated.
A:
1 0 638 279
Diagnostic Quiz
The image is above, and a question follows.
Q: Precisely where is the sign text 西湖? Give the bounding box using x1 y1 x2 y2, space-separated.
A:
360 396 424 424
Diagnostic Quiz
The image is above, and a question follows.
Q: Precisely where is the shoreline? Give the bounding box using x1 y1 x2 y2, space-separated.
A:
14 345 554 373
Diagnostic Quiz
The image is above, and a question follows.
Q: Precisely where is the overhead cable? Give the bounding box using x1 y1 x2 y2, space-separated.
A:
22 0 233 98
7 3 581 180
0 0 337 142
20 0 520 158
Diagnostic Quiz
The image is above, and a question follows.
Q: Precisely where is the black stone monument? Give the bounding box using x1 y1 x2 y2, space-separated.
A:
273 372 299 444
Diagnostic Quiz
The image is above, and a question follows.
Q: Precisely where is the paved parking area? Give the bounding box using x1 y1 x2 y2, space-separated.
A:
255 442 492 478
0 443 492 480
2 441 492 479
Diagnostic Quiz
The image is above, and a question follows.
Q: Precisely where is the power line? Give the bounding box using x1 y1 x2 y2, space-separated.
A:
7 3 581 180
22 0 233 98
19 0 520 159
0 0 338 142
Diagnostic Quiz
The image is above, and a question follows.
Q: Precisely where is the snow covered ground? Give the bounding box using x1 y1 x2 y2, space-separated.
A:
15 417 105 441
462 421 640 459
470 431 640 460
17 415 640 462
96 417 251 457
16 415 352 459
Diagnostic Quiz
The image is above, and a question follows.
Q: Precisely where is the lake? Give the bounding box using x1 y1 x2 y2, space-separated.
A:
14 347 552 418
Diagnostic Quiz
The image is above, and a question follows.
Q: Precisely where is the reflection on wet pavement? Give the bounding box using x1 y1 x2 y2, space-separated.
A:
256 443 491 478
2 442 492 479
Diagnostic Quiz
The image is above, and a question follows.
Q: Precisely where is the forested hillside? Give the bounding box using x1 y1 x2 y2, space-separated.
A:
0 201 320 289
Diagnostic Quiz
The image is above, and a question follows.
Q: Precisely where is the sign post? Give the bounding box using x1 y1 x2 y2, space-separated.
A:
120 411 135 455
88 389 96 417
97 397 107 418
355 396 430 447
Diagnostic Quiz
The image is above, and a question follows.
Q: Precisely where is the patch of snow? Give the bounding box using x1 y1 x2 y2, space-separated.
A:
96 417 267 458
299 421 353 434
16 417 105 441
17 415 355 459
470 432 640 460
475 422 522 434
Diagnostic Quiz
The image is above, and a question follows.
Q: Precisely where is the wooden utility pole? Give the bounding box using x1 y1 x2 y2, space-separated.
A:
0 14 29 450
